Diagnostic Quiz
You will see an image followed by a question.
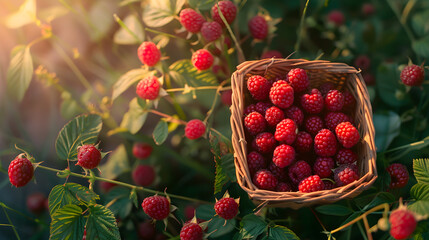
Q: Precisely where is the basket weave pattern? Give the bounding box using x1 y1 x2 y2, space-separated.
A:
230 59 377 209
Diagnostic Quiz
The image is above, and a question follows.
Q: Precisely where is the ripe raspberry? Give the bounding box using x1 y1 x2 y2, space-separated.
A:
27 192 46 214
136 76 161 100
301 89 324 114
253 169 278 190
201 21 222 42
323 180 335 190
184 205 196 220
248 16 268 40
299 175 324 193
354 55 371 70
244 104 257 116
215 197 239 220
244 112 266 135
247 151 266 175
389 207 417 240
132 165 155 186
319 82 336 96
327 10 345 26
247 75 271 101
261 50 283 59
287 68 309 93
295 131 313 153
180 222 203 240
185 119 206 139
363 72 376 85
142 196 170 220
221 90 232 106
324 112 351 132
336 148 357 165
362 3 375 16
304 115 324 136
211 0 237 27
288 160 312 185
387 163 409 189
335 122 360 148
83 229 87 240
269 163 288 182
276 182 292 192
179 8 205 33
314 157 335 178
255 102 272 115
269 80 294 109
314 129 337 157
342 90 356 110
400 64 425 86
325 90 344 112
76 144 102 169
132 143 153 159
8 154 33 187
274 119 297 144
138 221 156 240
253 132 277 153
273 144 295 168
265 106 285 127
284 106 304 126
137 42 161 67
192 49 214 70
334 164 359 186
99 181 116 193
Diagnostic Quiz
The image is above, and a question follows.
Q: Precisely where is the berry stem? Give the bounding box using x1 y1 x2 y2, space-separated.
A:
161 64 187 120
114 14 142 43
148 109 187 125
165 86 231 93
294 0 310 52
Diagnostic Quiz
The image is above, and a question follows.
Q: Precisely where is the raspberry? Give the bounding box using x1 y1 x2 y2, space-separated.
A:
244 112 266 135
201 21 222 42
274 119 297 144
327 10 345 26
192 49 214 70
323 180 335 190
179 8 205 33
142 196 170 220
137 42 161 67
362 3 375 16
389 207 417 240
301 89 324 114
136 76 161 100
138 221 156 240
185 119 206 139
8 154 33 187
83 229 86 240
324 112 351 132
255 102 272 115
244 104 257 116
335 122 360 148
325 90 344 112
76 144 102 169
27 192 46 214
354 55 371 70
287 68 309 93
387 163 409 189
221 90 232 106
215 197 239 220
253 132 277 153
180 223 203 240
248 16 268 40
314 157 334 178
269 80 294 109
299 175 324 193
314 129 337 157
342 90 356 110
247 151 266 175
265 106 285 127
132 143 153 159
211 1 237 27
273 144 295 168
400 64 425 86
253 169 278 190
336 148 357 165
334 164 359 186
276 182 292 192
319 82 336 96
363 72 376 85
304 115 324 136
295 131 313 153
184 205 196 220
99 181 116 193
261 50 283 59
268 163 288 182
284 106 304 126
288 160 312 185
132 165 155 186
247 75 271 101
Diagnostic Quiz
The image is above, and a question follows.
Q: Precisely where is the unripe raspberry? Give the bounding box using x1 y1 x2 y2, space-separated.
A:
269 80 294 109
327 10 345 26
304 115 324 136
335 122 360 148
314 129 337 157
325 90 344 112
363 72 376 85
247 151 266 175
247 75 271 101
299 175 324 193
132 143 153 159
287 68 309 93
192 49 214 70
301 89 324 114
284 106 304 126
261 50 283 59
76 144 102 169
253 132 277 153
253 169 278 190
8 154 33 187
211 1 237 27
142 196 170 220
179 8 205 33
185 119 206 140
221 90 232 106
137 42 161 67
136 76 161 100
244 112 267 135
314 157 335 178
27 192 46 214
288 160 312 185
294 131 313 153
184 205 196 220
274 119 297 144
273 144 295 168
387 163 409 189
132 165 155 186
215 197 239 220
400 64 425 86
201 21 222 42
389 207 417 240
265 106 285 127
334 163 359 186
138 220 156 240
180 222 203 240
362 3 375 16
248 16 268 40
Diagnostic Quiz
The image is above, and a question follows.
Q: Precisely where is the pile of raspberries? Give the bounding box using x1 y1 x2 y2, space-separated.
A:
242 68 360 193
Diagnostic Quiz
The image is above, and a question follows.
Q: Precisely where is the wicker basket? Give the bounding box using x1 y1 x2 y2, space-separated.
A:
230 58 377 209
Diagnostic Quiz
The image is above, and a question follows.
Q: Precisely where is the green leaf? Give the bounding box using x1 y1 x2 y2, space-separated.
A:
38 5 69 23
214 160 228 195
99 144 130 180
86 204 120 240
412 36 429 58
268 225 300 240
153 120 168 145
5 0 37 28
376 64 411 107
112 68 154 101
55 114 102 160
48 183 99 216
196 204 215 220
169 60 217 87
60 92 84 119
315 204 353 216
414 158 429 184
387 136 429 162
113 14 144 45
6 45 33 102
355 192 395 211
220 154 236 182
50 204 85 240
119 98 149 134
104 188 133 219
142 0 185 27
188 0 215 10
238 214 268 239
408 200 429 216
411 183 429 200
411 10 429 37
373 111 401 152
208 216 237 238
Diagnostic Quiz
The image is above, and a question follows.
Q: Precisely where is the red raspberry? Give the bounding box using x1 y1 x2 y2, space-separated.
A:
354 55 371 70
261 50 283 59
211 0 237 27
274 119 297 144
180 222 203 240
8 154 33 187
179 8 205 33
323 180 335 190
299 175 324 193
132 165 155 186
76 144 102 169
287 68 309 93
273 144 295 168
221 90 232 106
276 182 292 192
325 90 344 112
304 115 324 136
387 163 409 189
314 129 337 157
192 49 214 70
269 80 294 109
389 207 417 240
99 181 116 193
184 205 196 220
269 163 288 182
327 10 345 26
319 82 336 96
342 90 356 110
336 148 357 165
265 106 285 127
253 169 278 190
284 106 304 126
295 131 313 153
138 221 156 240
288 160 312 186
363 72 376 85
334 164 359 186
201 21 222 42
244 104 256 116
185 119 206 139
314 157 334 178
255 102 272 115
142 196 170 220
400 64 425 86
215 197 239 220
247 151 266 175
253 132 277 153
136 76 161 100
247 75 271 101
83 229 87 240
27 192 46 214
244 112 266 135
137 42 161 67
132 142 153 159
362 3 375 16
324 112 351 132
335 122 360 148
301 89 324 114
248 16 268 40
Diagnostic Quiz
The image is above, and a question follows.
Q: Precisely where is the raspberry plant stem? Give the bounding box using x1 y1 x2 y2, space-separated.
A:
165 86 231 93
294 0 310 52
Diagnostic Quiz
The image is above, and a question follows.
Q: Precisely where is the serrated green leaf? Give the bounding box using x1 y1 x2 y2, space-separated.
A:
129 189 138 208
48 183 99 216
50 204 85 240
315 204 353 216
411 183 429 200
373 111 401 152
55 114 102 160
113 14 144 45
188 0 215 10
5 0 37 29
112 68 155 101
169 59 217 87
208 216 237 238
414 158 429 184
153 120 168 145
408 200 429 216
99 144 130 180
6 45 33 102
268 225 300 240
238 214 268 239
104 188 133 219
119 98 149 134
214 160 228 195
220 154 236 182
196 204 216 220
142 0 185 27
86 204 120 240
412 36 429 58
376 64 411 108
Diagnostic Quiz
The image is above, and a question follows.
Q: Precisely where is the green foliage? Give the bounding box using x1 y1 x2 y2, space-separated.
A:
267 225 300 240
85 204 120 240
142 0 185 27
119 98 149 134
6 45 33 102
104 187 134 219
99 144 130 180
50 204 85 240
315 204 353 216
48 183 99 216
113 14 144 45
236 214 267 239
188 0 215 10
153 120 168 145
373 111 401 152
414 159 429 184
376 63 411 107
112 69 156 101
169 59 218 87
